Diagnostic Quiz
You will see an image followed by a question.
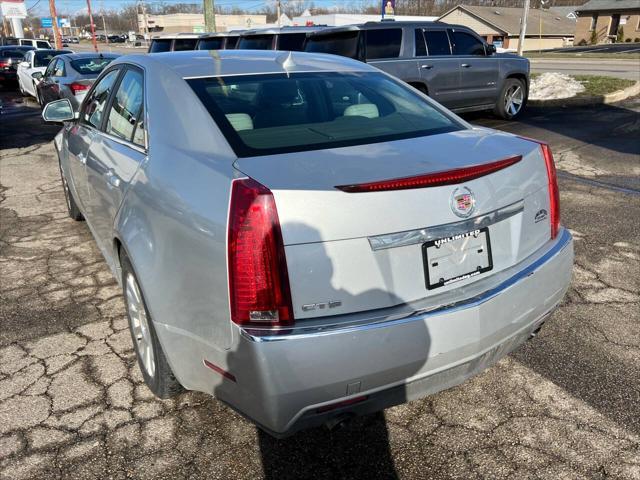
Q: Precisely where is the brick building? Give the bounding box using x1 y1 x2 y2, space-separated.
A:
574 0 640 44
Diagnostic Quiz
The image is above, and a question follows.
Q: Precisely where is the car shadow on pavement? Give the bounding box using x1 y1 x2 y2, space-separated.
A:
217 223 431 479
0 87 59 149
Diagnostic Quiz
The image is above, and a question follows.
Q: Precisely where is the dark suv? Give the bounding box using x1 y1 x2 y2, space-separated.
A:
237 26 324 52
305 22 530 119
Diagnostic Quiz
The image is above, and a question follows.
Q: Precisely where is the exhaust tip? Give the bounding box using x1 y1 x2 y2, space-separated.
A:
325 414 354 432
530 323 545 339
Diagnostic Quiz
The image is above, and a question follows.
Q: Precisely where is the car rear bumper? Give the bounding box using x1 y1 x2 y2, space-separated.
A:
163 228 572 436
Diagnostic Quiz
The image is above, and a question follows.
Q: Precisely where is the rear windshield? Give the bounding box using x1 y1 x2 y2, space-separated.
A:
70 57 114 74
198 38 224 50
149 39 172 53
276 33 307 51
188 72 461 157
237 35 273 50
305 31 360 59
1 49 26 58
34 50 71 67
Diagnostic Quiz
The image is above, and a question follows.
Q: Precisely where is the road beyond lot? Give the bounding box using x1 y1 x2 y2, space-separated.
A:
1 89 639 479
530 58 640 82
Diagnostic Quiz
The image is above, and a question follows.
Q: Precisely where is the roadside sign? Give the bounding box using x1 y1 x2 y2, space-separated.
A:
40 17 68 28
0 0 27 19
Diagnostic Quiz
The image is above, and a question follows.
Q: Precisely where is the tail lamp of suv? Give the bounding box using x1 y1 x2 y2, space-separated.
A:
519 137 561 239
227 178 294 327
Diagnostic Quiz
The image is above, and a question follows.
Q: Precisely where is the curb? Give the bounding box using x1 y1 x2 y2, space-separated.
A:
528 81 640 107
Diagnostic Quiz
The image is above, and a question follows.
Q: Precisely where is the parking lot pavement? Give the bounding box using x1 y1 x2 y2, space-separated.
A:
1 88 639 479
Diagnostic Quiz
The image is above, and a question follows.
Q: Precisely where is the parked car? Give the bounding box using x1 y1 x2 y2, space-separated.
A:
17 49 73 98
0 46 34 83
18 38 53 49
237 26 324 51
42 50 572 437
36 52 119 109
0 36 20 46
196 31 242 50
107 34 126 43
305 22 530 120
148 33 205 53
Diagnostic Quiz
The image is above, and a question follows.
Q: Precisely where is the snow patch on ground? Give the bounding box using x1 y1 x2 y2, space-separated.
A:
529 72 585 100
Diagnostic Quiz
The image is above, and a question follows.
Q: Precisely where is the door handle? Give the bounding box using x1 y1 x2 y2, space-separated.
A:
77 153 87 165
105 169 121 188
461 63 472 68
421 64 433 69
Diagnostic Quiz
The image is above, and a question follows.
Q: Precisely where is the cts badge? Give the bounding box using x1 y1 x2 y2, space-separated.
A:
451 187 475 218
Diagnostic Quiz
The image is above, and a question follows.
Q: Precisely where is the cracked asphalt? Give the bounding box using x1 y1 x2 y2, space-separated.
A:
1 87 639 479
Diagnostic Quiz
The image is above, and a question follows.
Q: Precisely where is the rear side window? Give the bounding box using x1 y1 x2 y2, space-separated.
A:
81 69 120 129
415 29 427 56
173 38 197 51
276 33 306 51
187 71 460 157
53 59 65 77
225 37 239 49
36 41 50 49
451 31 485 56
70 57 114 74
106 69 145 146
198 38 224 50
365 29 402 60
305 31 360 59
149 39 171 53
424 30 451 56
238 35 274 50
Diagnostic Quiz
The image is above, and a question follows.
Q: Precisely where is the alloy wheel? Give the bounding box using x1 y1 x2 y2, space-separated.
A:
504 85 524 117
125 273 156 378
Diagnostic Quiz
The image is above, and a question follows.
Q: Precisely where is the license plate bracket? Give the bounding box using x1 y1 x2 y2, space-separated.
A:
422 227 493 290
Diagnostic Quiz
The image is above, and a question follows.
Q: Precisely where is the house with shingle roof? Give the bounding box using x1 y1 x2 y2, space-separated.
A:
574 0 640 44
438 5 576 51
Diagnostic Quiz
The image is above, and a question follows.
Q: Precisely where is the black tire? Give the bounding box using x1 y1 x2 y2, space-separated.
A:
494 78 526 120
120 251 183 399
58 160 84 221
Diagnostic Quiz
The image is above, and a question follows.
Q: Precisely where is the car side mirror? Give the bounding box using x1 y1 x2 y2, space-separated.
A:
486 44 497 55
42 98 76 123
32 71 43 80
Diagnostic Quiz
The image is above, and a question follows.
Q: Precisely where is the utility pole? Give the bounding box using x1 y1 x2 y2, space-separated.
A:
517 0 530 56
86 0 98 51
140 1 150 46
204 0 216 33
49 0 62 49
277 0 281 27
100 0 108 42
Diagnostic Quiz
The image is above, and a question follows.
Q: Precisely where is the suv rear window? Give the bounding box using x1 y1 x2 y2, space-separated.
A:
276 33 307 51
238 35 274 50
70 57 114 74
198 38 224 50
187 71 460 157
173 38 197 51
304 31 359 59
149 39 172 53
424 30 451 56
365 29 402 60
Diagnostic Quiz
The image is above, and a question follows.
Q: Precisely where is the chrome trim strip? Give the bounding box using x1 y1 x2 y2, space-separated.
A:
240 228 572 343
368 200 524 251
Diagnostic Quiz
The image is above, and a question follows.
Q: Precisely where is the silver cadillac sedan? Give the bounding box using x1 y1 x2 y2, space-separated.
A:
42 50 573 437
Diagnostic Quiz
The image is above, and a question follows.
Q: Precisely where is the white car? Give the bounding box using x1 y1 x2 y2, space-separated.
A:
18 38 53 49
16 49 72 98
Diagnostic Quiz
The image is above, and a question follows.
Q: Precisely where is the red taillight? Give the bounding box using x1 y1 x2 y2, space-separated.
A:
316 395 369 413
0 60 9 67
227 178 293 327
68 82 90 95
518 137 561 239
335 155 522 193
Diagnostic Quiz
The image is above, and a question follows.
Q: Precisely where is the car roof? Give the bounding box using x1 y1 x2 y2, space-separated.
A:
0 45 35 51
307 20 448 37
59 52 120 60
123 49 374 78
241 26 325 36
151 33 205 40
